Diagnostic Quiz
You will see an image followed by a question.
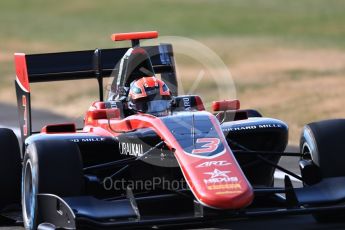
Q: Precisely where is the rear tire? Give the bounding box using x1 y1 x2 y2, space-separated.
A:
0 128 21 210
300 119 345 223
22 140 84 230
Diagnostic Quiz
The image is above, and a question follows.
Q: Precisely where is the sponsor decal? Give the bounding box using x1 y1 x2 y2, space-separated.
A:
203 169 238 185
258 124 282 128
183 97 191 110
71 137 105 143
22 95 28 136
192 138 220 154
119 142 144 157
222 123 283 132
222 126 257 132
196 160 231 168
203 169 241 191
215 190 242 195
207 183 242 191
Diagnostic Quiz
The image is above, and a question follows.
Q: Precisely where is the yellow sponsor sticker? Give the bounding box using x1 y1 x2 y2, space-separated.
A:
216 190 242 195
207 183 242 191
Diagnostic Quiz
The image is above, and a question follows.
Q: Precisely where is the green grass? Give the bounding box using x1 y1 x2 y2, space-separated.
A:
1 0 345 81
1 0 344 90
1 0 345 51
0 0 344 78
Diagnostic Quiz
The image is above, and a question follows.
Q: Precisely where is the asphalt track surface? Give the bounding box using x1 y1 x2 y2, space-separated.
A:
1 102 345 230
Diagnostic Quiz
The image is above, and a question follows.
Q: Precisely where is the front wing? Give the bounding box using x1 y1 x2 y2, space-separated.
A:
34 176 345 229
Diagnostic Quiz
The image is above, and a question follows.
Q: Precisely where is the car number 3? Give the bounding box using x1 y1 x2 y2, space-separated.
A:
192 138 220 154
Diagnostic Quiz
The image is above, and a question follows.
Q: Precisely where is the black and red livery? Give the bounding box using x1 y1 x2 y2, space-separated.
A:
1 31 345 229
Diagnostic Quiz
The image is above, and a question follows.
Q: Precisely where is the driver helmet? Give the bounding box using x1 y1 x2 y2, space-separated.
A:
128 76 172 116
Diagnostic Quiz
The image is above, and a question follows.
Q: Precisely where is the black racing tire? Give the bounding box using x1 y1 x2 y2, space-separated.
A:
22 140 84 230
300 119 345 223
0 128 21 210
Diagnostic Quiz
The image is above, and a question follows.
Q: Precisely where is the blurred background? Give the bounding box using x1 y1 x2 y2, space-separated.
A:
0 0 344 144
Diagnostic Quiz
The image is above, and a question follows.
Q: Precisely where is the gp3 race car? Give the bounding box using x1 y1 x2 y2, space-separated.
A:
1 31 345 230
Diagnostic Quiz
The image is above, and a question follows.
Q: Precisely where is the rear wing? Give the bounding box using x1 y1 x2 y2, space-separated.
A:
15 34 177 143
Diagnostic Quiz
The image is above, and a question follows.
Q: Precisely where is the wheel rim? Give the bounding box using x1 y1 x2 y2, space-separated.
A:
301 127 318 163
302 143 312 159
22 160 36 229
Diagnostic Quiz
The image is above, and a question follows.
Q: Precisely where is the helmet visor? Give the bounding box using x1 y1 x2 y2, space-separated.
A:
136 99 171 116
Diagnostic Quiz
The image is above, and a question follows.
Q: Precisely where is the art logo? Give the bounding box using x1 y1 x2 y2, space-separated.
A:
196 160 230 168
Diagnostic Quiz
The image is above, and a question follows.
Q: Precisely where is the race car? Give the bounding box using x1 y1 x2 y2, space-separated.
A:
1 31 345 230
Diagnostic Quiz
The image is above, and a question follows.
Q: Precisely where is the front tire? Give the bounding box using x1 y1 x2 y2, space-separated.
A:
300 119 345 223
22 140 84 230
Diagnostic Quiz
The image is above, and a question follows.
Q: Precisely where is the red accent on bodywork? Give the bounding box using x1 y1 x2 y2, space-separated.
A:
212 99 240 111
41 123 76 134
195 95 205 111
111 31 158 42
174 115 253 209
84 102 121 126
92 101 106 109
88 108 120 120
14 53 30 92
